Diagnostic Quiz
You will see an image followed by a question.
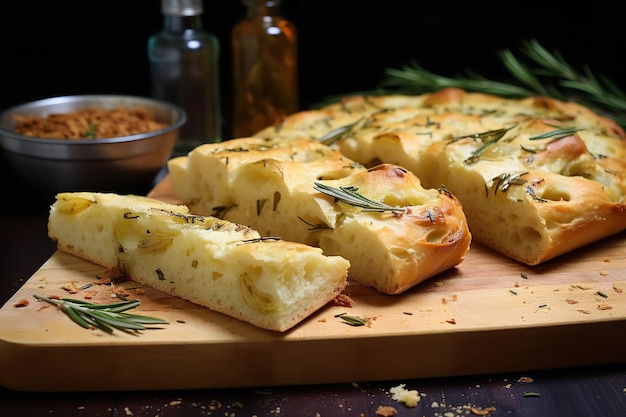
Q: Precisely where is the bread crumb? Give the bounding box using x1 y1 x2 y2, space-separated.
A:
110 286 131 298
613 284 623 293
470 406 496 415
62 282 79 294
13 298 29 307
597 304 612 310
333 293 354 307
517 376 533 383
375 405 398 416
84 290 98 300
389 384 420 407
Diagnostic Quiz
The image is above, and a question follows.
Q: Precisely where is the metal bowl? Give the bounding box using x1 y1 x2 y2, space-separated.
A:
0 95 186 197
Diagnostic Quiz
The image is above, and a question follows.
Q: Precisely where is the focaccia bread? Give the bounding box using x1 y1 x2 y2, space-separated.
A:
47 192 350 332
255 88 626 265
168 137 472 295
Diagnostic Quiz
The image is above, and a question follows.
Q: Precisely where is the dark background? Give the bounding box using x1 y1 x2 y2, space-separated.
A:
1 0 625 140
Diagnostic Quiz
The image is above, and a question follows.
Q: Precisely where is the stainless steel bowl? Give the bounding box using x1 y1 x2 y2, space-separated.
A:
0 95 186 196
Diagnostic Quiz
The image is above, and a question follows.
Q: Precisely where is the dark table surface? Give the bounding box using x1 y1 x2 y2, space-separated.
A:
1 167 625 417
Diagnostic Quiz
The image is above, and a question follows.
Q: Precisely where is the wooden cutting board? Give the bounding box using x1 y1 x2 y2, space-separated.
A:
1 176 625 392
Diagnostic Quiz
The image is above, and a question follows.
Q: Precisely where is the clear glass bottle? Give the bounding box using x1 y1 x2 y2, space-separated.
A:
231 0 298 138
148 0 221 155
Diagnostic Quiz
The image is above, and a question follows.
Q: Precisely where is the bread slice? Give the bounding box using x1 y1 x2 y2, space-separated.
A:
47 192 350 332
255 88 626 265
168 138 471 294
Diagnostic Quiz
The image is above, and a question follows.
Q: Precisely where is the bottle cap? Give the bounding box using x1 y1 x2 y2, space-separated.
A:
161 0 203 16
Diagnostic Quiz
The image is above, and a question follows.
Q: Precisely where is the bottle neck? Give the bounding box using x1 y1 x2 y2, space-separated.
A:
244 0 281 19
164 14 203 33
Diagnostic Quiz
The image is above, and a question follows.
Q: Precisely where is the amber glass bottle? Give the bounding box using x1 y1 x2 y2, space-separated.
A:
231 0 298 138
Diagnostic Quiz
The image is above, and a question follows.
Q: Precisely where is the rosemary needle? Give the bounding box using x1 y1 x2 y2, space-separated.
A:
335 313 368 326
529 123 584 141
34 293 169 334
318 118 363 146
313 182 406 213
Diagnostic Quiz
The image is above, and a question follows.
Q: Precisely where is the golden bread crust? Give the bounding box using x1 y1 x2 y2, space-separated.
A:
255 88 626 265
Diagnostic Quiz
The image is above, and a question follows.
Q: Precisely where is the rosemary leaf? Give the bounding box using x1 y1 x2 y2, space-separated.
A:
458 125 517 164
86 310 149 331
65 305 93 329
63 298 141 312
454 125 516 143
297 216 330 231
84 313 116 334
529 124 583 141
314 182 405 213
318 118 363 145
499 48 548 96
335 313 368 326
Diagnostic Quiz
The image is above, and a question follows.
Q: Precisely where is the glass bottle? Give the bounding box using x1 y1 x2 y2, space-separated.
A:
231 0 298 138
148 0 221 156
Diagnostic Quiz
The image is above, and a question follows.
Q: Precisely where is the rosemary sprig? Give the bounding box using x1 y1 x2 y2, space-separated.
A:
34 293 169 334
383 62 533 97
313 182 406 213
379 39 626 127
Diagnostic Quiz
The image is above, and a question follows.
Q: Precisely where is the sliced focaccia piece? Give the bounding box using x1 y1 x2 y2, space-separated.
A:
169 138 472 294
47 192 350 332
255 88 626 265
